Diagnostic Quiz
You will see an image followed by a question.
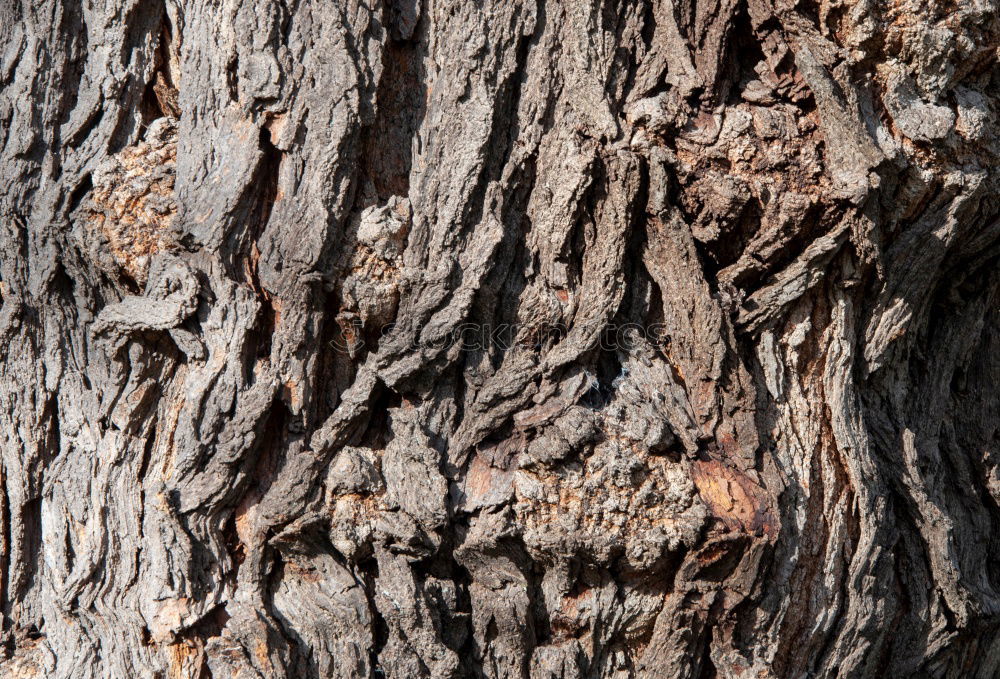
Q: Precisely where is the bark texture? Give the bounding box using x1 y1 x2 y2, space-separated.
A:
2 0 1000 677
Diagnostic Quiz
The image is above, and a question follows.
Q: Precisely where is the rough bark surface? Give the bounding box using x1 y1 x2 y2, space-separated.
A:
2 1 999 677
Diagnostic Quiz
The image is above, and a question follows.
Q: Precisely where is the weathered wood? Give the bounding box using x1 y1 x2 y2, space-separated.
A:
1 0 999 677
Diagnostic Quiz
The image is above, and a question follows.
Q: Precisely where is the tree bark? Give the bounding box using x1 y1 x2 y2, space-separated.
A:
2 0 999 677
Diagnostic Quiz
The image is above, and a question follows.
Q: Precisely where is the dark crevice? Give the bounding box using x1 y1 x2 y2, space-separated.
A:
247 401 291 505
724 6 768 107
409 555 471 657
13 498 42 601
696 622 719 679
250 126 282 248
63 526 76 579
67 108 104 150
226 55 240 102
357 556 389 675
140 76 167 124
41 393 61 466
0 479 9 632
450 572 478 677
66 173 92 216
221 511 245 584
357 385 402 450
253 294 278 364
238 144 281 375
189 603 231 642
140 5 180 124
639 0 656 52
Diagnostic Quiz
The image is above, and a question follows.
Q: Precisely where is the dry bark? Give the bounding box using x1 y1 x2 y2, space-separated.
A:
1 0 999 677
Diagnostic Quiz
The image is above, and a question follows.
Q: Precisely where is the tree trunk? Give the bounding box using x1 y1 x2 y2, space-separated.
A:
2 0 999 677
